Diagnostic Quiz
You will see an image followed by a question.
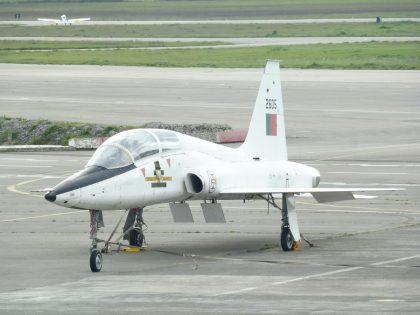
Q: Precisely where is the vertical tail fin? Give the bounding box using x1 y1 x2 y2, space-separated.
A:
239 60 287 160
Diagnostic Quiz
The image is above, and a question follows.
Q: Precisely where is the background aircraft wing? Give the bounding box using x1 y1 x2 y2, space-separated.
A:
37 18 60 23
219 187 403 203
68 18 91 23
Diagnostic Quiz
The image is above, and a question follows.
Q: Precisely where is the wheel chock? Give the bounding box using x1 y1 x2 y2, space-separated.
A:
123 247 141 253
292 241 300 251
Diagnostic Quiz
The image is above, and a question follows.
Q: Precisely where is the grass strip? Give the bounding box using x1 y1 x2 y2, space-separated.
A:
0 41 418 70
0 40 226 50
0 22 419 38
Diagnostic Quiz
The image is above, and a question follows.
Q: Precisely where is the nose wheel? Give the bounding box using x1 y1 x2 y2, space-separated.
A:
90 249 103 272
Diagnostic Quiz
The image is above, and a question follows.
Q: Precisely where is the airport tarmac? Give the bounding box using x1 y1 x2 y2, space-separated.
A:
1 64 419 158
0 65 419 313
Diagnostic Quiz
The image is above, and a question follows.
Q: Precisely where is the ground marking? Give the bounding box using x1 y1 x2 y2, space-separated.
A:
215 253 420 296
328 172 408 175
0 174 63 178
0 158 58 162
7 177 52 198
322 182 420 187
0 210 87 223
0 164 52 168
299 143 420 162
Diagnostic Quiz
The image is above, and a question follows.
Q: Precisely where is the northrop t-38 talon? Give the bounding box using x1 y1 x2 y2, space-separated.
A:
44 60 401 272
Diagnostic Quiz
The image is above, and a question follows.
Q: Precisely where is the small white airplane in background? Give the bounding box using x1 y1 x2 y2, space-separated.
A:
44 60 401 272
37 14 90 25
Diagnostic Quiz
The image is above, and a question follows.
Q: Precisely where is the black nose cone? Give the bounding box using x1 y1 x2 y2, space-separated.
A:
45 191 56 202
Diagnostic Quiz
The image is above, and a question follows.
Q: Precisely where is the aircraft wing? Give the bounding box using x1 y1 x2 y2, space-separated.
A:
219 187 403 203
37 18 60 23
68 18 91 23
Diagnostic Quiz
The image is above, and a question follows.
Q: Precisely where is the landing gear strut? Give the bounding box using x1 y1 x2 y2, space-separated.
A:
280 193 300 251
259 193 301 251
88 208 146 272
123 208 145 247
89 209 104 272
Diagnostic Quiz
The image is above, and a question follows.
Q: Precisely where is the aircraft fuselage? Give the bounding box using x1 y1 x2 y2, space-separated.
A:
46 134 320 211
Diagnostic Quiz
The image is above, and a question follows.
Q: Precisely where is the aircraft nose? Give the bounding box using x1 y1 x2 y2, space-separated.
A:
44 191 57 202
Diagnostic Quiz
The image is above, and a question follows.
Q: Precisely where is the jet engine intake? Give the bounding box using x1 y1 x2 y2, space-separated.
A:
185 173 204 194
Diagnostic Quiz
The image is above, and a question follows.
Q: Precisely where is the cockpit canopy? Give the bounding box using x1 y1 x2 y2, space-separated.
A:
86 129 180 169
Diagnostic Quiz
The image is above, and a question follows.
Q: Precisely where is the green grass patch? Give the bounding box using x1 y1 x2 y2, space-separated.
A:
0 116 132 145
0 40 225 50
0 22 419 38
0 116 230 145
0 41 418 70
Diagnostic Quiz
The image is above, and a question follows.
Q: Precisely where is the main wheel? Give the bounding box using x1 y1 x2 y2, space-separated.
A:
129 229 144 247
280 228 294 251
90 249 103 272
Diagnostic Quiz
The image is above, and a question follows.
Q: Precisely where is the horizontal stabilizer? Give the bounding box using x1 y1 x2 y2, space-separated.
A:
311 191 355 203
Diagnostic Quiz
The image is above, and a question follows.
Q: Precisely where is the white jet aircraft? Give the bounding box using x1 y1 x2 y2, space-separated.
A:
44 60 401 272
37 14 90 25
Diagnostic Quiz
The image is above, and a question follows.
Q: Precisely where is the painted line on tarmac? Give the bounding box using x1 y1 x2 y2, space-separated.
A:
0 158 58 162
296 201 419 214
334 163 420 168
328 171 408 175
321 182 420 187
307 164 420 168
0 164 52 168
299 143 420 161
7 171 73 198
0 174 63 178
323 143 420 161
215 253 420 296
0 210 87 223
8 177 52 198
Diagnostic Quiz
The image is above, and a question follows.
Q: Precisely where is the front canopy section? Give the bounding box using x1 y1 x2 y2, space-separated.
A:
86 129 180 169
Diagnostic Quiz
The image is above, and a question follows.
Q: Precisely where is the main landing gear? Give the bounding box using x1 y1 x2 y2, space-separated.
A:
280 193 301 251
259 193 301 251
89 208 146 272
124 208 145 247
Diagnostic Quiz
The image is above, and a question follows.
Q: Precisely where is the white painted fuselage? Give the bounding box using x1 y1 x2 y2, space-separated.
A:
54 131 319 210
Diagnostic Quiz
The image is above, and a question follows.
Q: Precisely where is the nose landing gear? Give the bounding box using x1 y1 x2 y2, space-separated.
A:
89 209 104 272
88 208 146 272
